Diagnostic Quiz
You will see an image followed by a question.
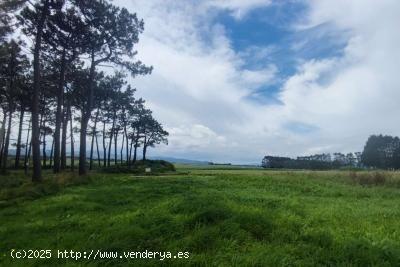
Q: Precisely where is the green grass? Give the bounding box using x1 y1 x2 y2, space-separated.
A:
0 168 400 266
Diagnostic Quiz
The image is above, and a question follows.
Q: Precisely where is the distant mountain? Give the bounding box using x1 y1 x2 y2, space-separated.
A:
7 149 207 164
150 156 209 165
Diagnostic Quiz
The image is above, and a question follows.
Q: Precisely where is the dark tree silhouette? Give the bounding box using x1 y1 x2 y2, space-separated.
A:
0 0 168 179
361 135 400 169
140 114 168 160
19 0 64 181
0 40 29 173
71 0 152 175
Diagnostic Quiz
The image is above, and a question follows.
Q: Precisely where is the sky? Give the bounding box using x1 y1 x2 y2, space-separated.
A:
112 0 400 164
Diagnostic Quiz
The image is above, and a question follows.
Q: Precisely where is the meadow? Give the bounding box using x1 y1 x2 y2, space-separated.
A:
0 166 400 266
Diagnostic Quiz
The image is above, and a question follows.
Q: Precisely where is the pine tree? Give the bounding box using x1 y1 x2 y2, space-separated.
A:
72 0 152 175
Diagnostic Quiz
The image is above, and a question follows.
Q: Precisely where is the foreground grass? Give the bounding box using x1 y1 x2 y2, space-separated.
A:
0 168 400 266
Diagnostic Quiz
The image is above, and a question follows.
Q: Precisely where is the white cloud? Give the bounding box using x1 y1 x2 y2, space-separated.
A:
266 0 400 155
205 0 272 19
113 0 400 163
168 124 226 150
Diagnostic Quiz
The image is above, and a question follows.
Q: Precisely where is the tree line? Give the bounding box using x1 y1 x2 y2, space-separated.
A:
262 152 362 170
0 0 168 181
263 134 400 170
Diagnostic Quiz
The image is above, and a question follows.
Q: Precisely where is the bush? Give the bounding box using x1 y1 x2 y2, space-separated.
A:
100 165 136 174
101 160 175 174
134 160 176 173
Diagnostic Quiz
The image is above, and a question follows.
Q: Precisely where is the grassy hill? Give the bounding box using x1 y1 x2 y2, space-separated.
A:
1 167 400 266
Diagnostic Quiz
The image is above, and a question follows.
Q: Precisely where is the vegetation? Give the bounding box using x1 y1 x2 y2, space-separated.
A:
361 134 400 169
0 166 399 266
100 160 176 174
0 0 168 181
262 134 400 170
1 1 399 266
262 153 362 170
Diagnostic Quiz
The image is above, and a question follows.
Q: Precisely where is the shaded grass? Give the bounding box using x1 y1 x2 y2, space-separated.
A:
0 171 92 208
0 169 399 266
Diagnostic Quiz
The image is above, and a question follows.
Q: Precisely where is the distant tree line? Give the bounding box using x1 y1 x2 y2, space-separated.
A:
0 0 168 181
263 134 400 170
262 152 362 170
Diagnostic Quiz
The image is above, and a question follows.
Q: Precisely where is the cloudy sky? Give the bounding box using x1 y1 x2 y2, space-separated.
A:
113 0 400 164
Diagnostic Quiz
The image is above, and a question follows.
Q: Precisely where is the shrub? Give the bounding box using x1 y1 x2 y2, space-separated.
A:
133 160 176 173
100 165 137 174
101 160 175 174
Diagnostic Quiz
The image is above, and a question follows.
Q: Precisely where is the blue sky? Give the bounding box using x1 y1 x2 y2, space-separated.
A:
218 2 302 104
115 0 400 164
217 2 349 106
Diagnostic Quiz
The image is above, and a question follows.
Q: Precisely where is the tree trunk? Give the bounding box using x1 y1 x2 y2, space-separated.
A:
107 112 116 167
49 136 54 168
79 115 88 173
120 131 124 165
95 133 101 166
70 107 74 171
142 144 147 161
128 137 133 166
15 109 24 169
53 49 66 173
60 103 68 170
133 129 140 164
107 129 113 167
31 0 50 182
133 141 138 163
124 126 128 165
25 142 32 175
114 129 118 165
0 111 7 167
24 117 31 175
102 121 106 167
79 53 96 175
107 115 116 166
42 129 47 168
1 110 13 173
89 109 99 170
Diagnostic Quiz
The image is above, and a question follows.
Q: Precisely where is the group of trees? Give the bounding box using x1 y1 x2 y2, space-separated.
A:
361 135 400 169
262 152 362 170
297 152 362 167
0 0 168 181
263 134 400 170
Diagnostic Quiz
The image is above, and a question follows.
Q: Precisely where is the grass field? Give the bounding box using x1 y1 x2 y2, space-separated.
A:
1 166 400 266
